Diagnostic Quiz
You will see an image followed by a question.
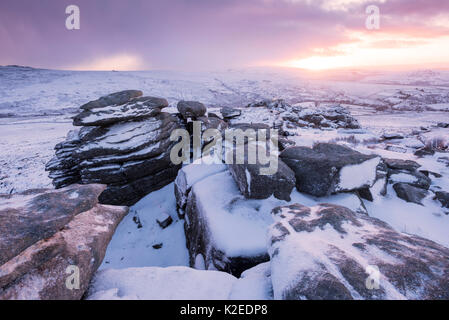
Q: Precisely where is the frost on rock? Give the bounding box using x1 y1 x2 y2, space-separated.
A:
184 169 274 276
280 143 380 197
268 203 449 300
174 160 227 215
46 91 184 206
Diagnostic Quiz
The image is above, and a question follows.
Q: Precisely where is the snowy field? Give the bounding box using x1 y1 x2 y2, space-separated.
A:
1 66 449 299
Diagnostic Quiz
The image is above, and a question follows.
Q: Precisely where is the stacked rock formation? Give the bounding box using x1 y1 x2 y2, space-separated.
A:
46 91 184 206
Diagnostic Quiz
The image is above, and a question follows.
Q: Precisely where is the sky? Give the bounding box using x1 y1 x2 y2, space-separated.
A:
0 0 448 71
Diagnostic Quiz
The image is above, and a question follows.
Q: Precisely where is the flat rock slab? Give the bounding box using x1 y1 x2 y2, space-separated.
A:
74 96 168 126
0 203 128 300
0 184 106 266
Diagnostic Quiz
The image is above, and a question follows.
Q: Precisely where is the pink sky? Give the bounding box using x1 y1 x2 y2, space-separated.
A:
0 0 448 71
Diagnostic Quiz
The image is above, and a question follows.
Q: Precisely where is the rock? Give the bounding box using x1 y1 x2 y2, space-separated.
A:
437 122 449 128
184 168 271 277
381 133 404 140
385 145 407 153
80 90 143 111
393 182 429 205
280 143 380 197
73 96 168 126
174 161 227 215
278 137 296 151
384 158 421 171
414 147 435 157
177 101 207 119
388 170 431 190
220 107 242 119
434 191 449 208
295 104 361 130
0 184 106 266
437 157 449 167
419 170 442 178
47 92 184 206
152 243 163 250
0 184 128 300
268 203 449 300
196 116 228 132
228 159 296 201
156 213 173 229
98 165 181 206
208 112 223 119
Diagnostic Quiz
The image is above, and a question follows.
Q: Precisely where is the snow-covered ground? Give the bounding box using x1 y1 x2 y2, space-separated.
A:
1 66 449 299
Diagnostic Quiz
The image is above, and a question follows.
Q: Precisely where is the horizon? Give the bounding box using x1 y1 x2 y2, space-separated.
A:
1 0 449 72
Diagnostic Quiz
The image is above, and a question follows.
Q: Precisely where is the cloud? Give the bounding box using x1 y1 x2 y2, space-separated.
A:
0 0 448 70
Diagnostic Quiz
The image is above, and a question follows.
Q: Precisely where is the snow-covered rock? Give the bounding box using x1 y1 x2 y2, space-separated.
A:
87 263 273 300
74 95 168 126
46 92 184 206
174 161 227 214
268 203 449 300
280 143 380 197
0 184 128 300
87 266 237 300
228 159 296 201
184 170 273 276
434 191 449 209
220 107 242 119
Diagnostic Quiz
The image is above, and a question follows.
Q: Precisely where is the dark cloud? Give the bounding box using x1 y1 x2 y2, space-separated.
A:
0 0 447 70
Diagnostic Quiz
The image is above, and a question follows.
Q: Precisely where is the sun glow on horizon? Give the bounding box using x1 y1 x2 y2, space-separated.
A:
280 34 449 71
68 54 144 71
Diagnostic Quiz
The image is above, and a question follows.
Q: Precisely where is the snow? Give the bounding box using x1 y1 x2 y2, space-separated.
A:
99 183 189 270
337 157 381 191
229 262 273 300
192 171 274 257
268 205 407 300
365 184 449 248
88 266 237 300
2 66 449 300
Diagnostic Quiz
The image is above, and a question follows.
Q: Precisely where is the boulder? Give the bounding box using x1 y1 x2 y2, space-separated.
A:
393 182 429 205
80 90 143 111
174 161 227 214
434 191 449 208
268 203 449 300
177 100 207 119
388 170 431 190
280 144 381 197
0 184 128 300
184 169 272 276
73 96 168 126
381 133 404 140
414 147 435 157
384 158 421 171
228 160 296 201
220 107 242 119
